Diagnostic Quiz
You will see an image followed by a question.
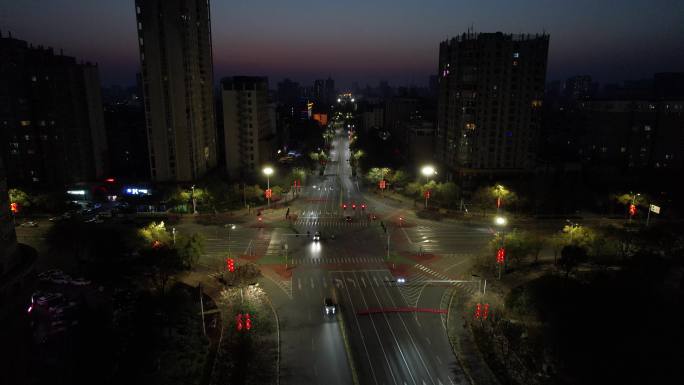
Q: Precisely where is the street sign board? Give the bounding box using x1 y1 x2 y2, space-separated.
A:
649 204 660 214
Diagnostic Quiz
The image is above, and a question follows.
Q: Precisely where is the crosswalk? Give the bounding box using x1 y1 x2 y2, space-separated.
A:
287 255 384 265
293 217 373 228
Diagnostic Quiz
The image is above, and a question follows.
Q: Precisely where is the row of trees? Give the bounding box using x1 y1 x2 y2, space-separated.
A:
165 167 308 213
488 220 683 277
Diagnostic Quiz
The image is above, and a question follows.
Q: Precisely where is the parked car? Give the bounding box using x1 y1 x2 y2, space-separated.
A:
20 221 38 227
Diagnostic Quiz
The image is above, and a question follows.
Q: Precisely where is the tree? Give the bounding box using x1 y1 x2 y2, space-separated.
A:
9 188 31 209
224 262 262 287
140 245 184 296
175 233 205 269
139 221 172 247
405 182 422 198
390 170 410 188
435 182 459 208
558 244 587 278
471 184 518 216
349 149 364 176
365 167 392 185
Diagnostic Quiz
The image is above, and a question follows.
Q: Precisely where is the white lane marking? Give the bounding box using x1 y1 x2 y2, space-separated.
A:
298 278 302 290
323 278 328 288
310 278 315 289
361 277 367 288
372 271 436 385
336 272 381 385
357 271 417 385
448 377 455 385
426 337 431 345
435 355 442 364
374 276 380 287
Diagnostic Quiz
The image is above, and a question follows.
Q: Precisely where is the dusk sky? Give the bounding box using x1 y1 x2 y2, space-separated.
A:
2 0 683 88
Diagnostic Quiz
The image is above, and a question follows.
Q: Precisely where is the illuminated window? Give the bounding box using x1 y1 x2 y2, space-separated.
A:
20 120 31 126
513 52 519 58
465 123 476 130
531 100 542 108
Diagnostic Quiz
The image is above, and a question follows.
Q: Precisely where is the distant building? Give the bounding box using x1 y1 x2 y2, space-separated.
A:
436 32 549 177
362 105 384 133
384 97 418 137
398 119 435 165
576 99 684 173
277 78 300 106
221 76 275 178
0 32 108 189
325 77 336 106
564 75 596 100
103 103 150 179
135 0 217 182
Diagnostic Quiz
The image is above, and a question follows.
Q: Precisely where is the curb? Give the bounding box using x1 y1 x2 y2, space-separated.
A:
263 292 281 385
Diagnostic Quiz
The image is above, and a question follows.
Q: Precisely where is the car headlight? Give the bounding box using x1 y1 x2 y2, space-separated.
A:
325 308 329 314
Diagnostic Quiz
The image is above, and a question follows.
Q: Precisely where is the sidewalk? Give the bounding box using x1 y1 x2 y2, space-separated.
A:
447 289 500 385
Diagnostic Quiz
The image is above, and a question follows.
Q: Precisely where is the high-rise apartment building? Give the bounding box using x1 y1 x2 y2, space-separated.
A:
135 0 217 181
436 32 549 177
221 76 275 178
0 32 107 189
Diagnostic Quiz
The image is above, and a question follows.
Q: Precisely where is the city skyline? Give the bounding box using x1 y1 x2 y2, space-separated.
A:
2 0 683 88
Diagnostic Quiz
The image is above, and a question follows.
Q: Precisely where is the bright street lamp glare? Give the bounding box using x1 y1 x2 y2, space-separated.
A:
231 225 236 230
495 216 507 226
421 165 435 177
337 98 341 102
262 166 274 176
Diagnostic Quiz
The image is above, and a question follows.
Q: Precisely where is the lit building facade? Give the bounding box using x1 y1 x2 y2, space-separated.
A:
436 32 549 177
0 33 107 189
221 76 275 178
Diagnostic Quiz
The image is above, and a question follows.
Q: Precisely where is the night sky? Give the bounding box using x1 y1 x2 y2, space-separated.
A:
2 0 683 88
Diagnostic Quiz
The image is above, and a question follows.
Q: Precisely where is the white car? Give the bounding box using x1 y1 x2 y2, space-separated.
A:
20 221 38 227
313 231 321 242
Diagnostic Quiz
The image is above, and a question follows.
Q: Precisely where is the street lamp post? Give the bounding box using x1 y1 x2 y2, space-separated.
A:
421 165 436 209
191 184 197 214
225 224 236 261
263 166 274 208
495 215 507 280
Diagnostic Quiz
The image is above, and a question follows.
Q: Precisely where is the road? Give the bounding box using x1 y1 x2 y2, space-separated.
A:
173 126 493 384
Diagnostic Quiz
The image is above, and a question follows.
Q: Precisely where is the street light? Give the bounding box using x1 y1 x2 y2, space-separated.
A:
421 165 436 209
263 166 274 208
494 216 507 226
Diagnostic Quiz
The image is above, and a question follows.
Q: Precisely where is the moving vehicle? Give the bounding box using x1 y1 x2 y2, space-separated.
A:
313 231 321 241
324 298 336 316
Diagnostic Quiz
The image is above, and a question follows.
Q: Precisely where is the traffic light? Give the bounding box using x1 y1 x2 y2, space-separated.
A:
10 202 18 214
265 188 272 199
496 248 505 264
475 303 482 319
629 204 637 216
245 313 252 331
236 314 243 331
227 258 235 272
483 304 490 320
379 180 386 190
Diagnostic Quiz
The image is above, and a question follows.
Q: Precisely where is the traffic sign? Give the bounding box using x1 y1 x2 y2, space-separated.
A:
649 204 660 214
379 179 386 190
265 189 272 199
